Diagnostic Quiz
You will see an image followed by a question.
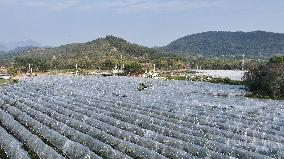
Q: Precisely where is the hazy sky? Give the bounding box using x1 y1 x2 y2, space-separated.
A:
0 0 284 47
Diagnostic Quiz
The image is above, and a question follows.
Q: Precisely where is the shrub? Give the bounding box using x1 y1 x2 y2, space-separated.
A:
7 67 18 76
244 56 284 98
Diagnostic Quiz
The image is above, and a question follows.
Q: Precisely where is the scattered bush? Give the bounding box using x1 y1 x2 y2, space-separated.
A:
7 67 18 76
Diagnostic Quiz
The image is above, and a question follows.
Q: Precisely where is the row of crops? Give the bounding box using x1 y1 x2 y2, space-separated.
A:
0 76 284 158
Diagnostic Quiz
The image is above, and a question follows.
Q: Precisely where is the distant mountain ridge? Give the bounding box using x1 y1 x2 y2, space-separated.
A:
0 39 41 52
159 31 284 58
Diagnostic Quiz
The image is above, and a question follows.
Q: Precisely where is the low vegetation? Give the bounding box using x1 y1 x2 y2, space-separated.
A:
0 79 18 86
167 75 243 85
244 56 284 99
0 148 8 159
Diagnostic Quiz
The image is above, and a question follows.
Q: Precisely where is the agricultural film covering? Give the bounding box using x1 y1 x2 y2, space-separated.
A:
0 76 284 158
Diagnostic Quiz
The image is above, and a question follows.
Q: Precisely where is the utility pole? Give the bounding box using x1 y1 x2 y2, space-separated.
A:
242 54 245 71
120 55 123 70
28 63 32 75
75 63 78 75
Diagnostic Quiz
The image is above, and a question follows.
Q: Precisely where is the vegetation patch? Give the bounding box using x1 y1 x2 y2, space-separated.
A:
137 82 149 91
167 75 243 85
244 56 284 99
0 79 19 86
22 144 40 159
0 147 8 159
245 93 284 100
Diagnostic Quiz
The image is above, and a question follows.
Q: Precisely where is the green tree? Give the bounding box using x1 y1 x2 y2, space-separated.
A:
244 56 284 98
7 67 18 76
123 62 143 74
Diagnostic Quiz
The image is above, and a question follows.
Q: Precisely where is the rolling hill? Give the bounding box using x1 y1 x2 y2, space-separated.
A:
159 31 284 58
8 36 186 72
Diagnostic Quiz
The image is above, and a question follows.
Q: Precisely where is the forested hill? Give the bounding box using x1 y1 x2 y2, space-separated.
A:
8 36 186 71
159 31 284 58
20 36 158 58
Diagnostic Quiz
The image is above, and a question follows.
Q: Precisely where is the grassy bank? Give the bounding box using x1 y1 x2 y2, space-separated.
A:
166 75 243 85
245 93 284 100
0 79 19 86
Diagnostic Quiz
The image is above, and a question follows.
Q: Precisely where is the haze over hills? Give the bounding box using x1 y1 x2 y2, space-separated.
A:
0 39 41 52
158 31 284 58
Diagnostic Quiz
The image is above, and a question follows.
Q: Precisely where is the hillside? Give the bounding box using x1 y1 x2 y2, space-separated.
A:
0 47 42 67
159 31 284 58
10 36 186 72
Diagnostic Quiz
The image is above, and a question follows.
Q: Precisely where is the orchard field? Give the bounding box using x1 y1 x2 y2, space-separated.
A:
0 76 284 159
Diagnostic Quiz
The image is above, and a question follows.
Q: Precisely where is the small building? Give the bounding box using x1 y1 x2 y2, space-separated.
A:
112 64 124 76
112 69 124 75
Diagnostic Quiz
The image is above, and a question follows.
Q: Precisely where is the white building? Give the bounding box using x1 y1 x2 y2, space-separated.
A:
0 69 11 79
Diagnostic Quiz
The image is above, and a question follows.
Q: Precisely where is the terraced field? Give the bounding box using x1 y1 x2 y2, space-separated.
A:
0 76 284 159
